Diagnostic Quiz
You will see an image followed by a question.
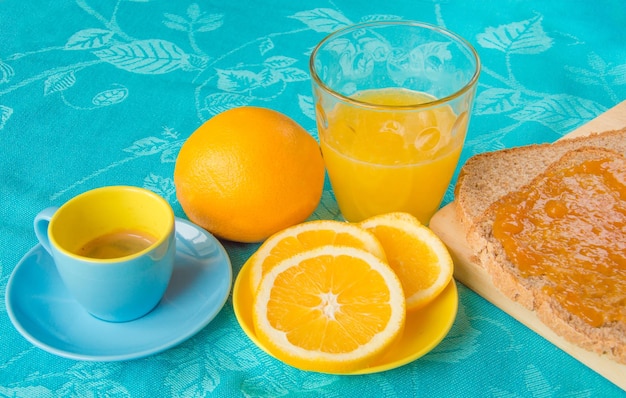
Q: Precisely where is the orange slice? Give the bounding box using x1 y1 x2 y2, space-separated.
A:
359 212 453 311
247 219 386 294
252 245 406 373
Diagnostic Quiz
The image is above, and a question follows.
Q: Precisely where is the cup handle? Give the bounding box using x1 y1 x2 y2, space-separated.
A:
34 207 58 255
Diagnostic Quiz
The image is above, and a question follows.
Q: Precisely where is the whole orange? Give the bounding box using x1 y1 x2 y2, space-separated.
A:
174 106 325 243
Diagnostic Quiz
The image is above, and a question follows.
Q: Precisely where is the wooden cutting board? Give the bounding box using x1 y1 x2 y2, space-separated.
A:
429 100 626 391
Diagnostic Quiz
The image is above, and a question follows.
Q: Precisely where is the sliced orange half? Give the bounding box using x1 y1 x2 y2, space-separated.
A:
252 245 406 373
359 212 453 311
247 219 386 294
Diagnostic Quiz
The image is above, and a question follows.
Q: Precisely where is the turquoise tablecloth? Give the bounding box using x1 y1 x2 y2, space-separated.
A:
2 1 625 396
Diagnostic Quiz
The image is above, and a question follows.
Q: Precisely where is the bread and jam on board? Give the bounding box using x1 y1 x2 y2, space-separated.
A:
430 100 626 391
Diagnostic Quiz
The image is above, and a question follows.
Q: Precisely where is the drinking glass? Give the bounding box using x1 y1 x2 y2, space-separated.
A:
310 21 480 224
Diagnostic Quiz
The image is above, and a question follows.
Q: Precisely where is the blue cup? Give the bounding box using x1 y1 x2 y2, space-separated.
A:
34 186 175 322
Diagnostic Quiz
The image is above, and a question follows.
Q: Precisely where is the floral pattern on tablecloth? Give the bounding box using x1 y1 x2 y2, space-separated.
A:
1 1 625 396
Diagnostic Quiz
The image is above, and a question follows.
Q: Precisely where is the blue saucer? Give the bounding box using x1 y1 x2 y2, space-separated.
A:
5 218 232 361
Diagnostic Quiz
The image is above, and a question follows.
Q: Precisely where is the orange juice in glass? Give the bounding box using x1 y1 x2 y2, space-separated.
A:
310 21 480 224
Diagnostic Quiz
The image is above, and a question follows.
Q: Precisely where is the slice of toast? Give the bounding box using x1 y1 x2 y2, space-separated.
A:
454 128 626 231
468 147 626 364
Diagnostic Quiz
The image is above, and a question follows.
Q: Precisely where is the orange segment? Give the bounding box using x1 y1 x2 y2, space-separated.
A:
247 220 386 294
252 245 405 373
359 212 453 311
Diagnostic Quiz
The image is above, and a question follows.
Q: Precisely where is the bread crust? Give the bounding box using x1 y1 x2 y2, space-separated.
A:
455 128 626 231
466 147 626 364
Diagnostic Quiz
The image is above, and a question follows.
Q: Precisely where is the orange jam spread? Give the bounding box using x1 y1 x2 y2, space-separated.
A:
492 154 626 328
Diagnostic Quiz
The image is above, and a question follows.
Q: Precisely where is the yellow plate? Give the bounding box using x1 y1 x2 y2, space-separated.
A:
232 258 458 375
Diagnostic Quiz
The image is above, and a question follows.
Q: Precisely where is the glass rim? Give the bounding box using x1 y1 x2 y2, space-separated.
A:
309 20 481 110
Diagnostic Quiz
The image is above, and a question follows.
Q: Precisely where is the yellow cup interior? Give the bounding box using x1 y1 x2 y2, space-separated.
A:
49 186 174 259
